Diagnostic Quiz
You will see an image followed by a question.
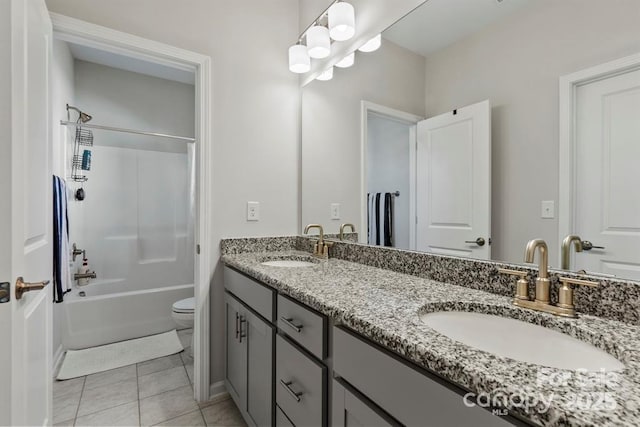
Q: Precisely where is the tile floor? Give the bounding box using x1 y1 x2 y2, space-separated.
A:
53 329 247 427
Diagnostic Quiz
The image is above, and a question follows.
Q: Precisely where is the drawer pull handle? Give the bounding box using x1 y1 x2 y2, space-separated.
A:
280 317 303 333
280 379 303 402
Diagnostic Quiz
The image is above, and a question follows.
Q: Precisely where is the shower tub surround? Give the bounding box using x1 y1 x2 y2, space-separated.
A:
220 236 640 426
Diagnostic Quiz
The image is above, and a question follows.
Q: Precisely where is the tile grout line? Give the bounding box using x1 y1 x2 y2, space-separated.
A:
72 376 87 425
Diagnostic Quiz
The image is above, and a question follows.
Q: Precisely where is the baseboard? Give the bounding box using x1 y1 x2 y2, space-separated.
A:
209 380 227 400
52 344 65 378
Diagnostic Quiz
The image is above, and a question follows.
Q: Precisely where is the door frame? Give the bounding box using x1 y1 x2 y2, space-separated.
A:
360 101 422 249
558 52 640 268
50 13 213 402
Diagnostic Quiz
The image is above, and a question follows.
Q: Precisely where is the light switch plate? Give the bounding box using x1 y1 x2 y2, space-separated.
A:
331 203 340 220
541 200 555 219
247 201 260 221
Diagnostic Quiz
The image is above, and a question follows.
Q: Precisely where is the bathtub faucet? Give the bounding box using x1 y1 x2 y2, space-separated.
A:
74 271 97 281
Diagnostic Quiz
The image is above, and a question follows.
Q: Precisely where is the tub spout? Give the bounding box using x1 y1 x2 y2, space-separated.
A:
74 271 97 280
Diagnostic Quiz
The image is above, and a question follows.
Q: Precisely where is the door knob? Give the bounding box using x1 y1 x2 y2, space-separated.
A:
465 237 486 247
15 277 50 300
581 241 605 251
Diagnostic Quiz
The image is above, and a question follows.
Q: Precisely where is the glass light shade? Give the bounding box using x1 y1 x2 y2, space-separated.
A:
328 2 355 41
335 52 355 68
358 33 381 52
316 67 334 81
307 25 331 59
288 44 310 73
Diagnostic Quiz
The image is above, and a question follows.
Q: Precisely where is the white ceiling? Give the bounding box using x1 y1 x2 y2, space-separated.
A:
67 42 195 85
383 0 533 58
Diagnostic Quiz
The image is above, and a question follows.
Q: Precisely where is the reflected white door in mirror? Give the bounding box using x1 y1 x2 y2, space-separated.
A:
417 100 491 260
559 54 640 280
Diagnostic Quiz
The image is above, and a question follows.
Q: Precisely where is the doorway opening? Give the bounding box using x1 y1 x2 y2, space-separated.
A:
50 13 212 404
361 101 422 250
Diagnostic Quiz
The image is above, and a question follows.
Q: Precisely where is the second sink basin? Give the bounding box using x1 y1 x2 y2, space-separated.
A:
420 311 624 371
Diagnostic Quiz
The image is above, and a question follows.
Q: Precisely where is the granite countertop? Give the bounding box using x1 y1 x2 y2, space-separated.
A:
221 250 640 427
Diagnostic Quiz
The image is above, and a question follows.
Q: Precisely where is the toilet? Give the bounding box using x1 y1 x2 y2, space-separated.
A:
172 297 195 355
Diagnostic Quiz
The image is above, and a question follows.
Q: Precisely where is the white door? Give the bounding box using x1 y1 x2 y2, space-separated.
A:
574 68 640 279
0 0 54 426
416 100 491 259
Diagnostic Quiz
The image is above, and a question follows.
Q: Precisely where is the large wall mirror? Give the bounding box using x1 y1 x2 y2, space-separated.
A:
301 0 640 280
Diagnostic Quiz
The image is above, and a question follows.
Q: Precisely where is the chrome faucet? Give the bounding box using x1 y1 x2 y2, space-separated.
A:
524 239 550 304
500 239 599 318
339 223 355 241
561 235 583 270
304 224 331 258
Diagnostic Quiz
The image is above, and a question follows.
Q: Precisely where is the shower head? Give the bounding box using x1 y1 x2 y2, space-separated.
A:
67 104 92 123
79 112 92 123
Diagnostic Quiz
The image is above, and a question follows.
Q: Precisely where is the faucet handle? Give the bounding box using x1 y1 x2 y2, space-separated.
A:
558 276 599 288
498 268 526 278
556 276 598 313
498 268 530 301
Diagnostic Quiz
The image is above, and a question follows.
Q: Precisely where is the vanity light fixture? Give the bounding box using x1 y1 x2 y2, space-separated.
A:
288 43 311 73
307 25 331 59
289 0 358 74
316 67 334 81
328 2 355 41
335 52 355 68
358 33 382 53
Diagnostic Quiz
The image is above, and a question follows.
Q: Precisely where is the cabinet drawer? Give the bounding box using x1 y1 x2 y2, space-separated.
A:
276 334 326 427
277 294 327 359
332 379 399 427
333 326 513 427
275 405 294 427
224 267 274 321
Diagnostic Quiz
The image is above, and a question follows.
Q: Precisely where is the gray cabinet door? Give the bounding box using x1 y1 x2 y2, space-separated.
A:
332 379 399 427
246 309 274 427
225 294 247 409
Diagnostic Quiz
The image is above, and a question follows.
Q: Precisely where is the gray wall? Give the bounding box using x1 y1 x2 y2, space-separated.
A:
423 0 640 263
46 0 301 388
302 40 425 234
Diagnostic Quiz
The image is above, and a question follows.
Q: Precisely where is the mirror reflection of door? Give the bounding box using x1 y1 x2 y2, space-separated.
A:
416 100 491 260
365 104 420 250
573 67 640 279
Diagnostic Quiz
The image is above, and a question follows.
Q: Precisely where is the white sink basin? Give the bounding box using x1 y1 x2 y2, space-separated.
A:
261 260 317 268
420 311 624 371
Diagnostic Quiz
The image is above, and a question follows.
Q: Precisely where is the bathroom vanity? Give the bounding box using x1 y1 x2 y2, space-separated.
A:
223 265 511 427
221 237 640 427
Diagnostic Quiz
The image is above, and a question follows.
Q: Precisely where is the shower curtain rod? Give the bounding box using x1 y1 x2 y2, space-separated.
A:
60 120 196 143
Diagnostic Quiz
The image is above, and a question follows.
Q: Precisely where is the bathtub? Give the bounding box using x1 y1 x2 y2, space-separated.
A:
62 281 193 350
